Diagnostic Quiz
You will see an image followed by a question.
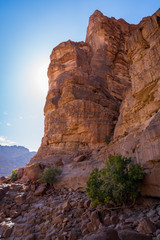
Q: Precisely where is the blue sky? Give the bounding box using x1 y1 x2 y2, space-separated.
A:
0 0 159 151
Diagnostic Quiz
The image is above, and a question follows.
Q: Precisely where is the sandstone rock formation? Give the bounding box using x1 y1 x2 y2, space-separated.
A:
106 9 160 197
24 9 160 197
35 10 132 158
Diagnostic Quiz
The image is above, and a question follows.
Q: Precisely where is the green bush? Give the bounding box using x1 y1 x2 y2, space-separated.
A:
86 154 145 207
10 168 18 182
105 135 111 144
39 165 62 185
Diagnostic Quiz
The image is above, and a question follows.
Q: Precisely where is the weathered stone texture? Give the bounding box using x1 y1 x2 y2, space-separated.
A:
112 9 160 196
114 9 160 139
35 10 131 159
27 9 160 197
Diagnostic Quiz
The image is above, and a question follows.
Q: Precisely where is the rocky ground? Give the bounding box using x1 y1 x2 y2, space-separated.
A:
0 178 160 240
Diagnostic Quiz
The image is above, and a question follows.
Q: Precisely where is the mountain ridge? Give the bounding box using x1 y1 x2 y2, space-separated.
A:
0 145 36 177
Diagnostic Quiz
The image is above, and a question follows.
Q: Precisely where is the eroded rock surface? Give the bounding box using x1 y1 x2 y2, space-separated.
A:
23 9 160 197
109 8 160 197
34 10 132 159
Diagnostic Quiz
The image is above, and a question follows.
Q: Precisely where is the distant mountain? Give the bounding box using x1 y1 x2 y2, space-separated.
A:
0 145 36 177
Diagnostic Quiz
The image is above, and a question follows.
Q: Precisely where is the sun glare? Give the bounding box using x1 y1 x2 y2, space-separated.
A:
34 59 49 95
28 57 49 98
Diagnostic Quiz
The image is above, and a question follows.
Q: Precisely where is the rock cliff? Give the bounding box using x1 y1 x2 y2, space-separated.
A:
106 9 160 197
35 10 132 158
24 9 160 197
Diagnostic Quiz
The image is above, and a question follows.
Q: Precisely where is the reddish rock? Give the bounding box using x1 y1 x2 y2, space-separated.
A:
87 222 95 233
68 230 77 240
90 210 101 226
137 217 156 234
2 225 13 238
118 230 152 240
112 9 160 197
53 214 63 224
54 157 63 166
111 215 119 225
62 200 71 211
0 176 10 184
0 188 5 200
84 228 120 240
9 210 20 218
0 222 15 238
82 228 89 237
17 168 24 179
74 155 86 162
25 234 36 240
15 193 26 203
30 9 131 164
31 184 36 191
84 199 91 208
103 215 111 226
24 163 45 181
34 183 47 196
21 9 160 197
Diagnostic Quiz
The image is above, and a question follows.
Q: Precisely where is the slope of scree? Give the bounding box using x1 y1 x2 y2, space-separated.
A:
20 9 160 197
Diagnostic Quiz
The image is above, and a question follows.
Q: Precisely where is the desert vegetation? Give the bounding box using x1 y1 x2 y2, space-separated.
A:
39 165 62 185
86 154 145 207
10 168 18 182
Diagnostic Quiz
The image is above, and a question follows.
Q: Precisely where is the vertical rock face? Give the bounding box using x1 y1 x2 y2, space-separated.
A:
35 10 131 159
28 9 160 197
85 10 132 101
113 9 160 163
114 9 160 139
112 9 160 197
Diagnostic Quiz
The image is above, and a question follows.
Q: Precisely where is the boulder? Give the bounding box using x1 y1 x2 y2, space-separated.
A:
34 183 47 196
118 230 152 240
68 230 77 240
84 228 120 240
62 200 71 211
17 168 24 179
74 155 86 162
0 176 10 184
24 163 45 181
15 192 27 203
137 217 156 234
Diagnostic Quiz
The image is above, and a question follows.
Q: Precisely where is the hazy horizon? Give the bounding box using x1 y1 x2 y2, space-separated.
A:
0 0 159 151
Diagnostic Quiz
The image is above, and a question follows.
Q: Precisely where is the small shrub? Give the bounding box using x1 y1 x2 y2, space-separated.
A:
86 154 145 207
39 165 62 185
10 168 18 182
105 135 111 144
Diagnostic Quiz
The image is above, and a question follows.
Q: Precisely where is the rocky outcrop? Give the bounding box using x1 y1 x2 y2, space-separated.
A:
34 10 132 159
114 9 160 143
109 9 160 197
24 9 160 197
